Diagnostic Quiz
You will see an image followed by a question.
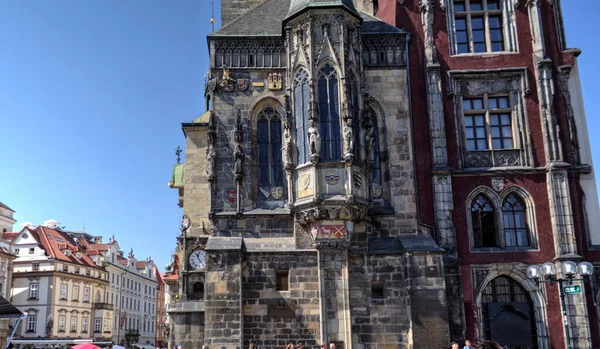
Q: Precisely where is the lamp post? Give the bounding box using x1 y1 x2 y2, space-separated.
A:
527 261 594 349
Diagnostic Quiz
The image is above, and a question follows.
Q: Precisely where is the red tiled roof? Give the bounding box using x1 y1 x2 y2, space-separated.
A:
136 261 147 270
118 259 127 266
34 226 98 268
163 273 178 282
89 244 109 251
87 249 100 256
1 232 19 241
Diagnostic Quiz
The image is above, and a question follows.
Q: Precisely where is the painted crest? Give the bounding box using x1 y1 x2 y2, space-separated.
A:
207 78 217 92
268 72 283 90
226 189 237 203
252 80 265 92
320 225 332 238
372 184 382 198
353 173 362 189
219 79 235 92
491 177 505 192
271 187 283 200
310 223 320 239
325 170 340 185
302 176 311 190
332 225 345 239
237 79 249 92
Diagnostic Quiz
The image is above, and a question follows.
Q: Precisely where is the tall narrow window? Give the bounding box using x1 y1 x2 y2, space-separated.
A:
83 287 90 302
29 283 38 299
471 194 498 247
318 64 341 161
371 109 382 185
463 95 512 151
294 70 310 164
453 0 504 54
94 318 102 333
503 194 529 247
82 317 88 332
258 107 283 194
70 316 77 332
60 284 68 300
58 316 66 332
27 315 36 332
276 270 289 291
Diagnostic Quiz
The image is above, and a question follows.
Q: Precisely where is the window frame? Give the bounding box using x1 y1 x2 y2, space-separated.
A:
257 107 284 194
467 186 538 252
462 94 514 151
447 0 518 55
29 283 39 300
82 317 89 332
58 315 66 332
275 270 289 292
294 69 311 165
60 283 68 300
26 314 36 332
72 285 80 301
83 287 90 302
94 317 102 333
70 316 78 333
317 63 342 162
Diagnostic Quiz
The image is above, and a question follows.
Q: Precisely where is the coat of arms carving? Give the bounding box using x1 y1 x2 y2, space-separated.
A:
268 72 283 90
237 79 249 92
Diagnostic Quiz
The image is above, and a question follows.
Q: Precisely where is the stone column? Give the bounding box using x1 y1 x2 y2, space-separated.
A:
204 238 244 349
399 235 450 349
316 241 352 349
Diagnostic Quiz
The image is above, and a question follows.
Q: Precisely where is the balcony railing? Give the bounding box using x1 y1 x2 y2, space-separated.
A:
93 302 113 311
125 329 140 336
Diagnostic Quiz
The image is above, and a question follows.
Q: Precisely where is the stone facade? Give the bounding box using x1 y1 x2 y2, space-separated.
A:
168 0 600 348
168 1 450 349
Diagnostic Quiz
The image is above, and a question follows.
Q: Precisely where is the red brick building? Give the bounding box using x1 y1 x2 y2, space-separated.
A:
367 0 600 347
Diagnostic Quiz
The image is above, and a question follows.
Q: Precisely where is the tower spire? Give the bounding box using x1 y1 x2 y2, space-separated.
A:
210 0 215 32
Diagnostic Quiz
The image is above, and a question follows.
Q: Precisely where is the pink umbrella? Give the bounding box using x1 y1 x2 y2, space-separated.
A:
72 344 100 349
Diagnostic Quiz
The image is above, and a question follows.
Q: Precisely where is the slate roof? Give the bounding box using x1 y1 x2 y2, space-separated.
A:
210 0 291 37
211 0 402 37
287 0 359 19
0 202 14 213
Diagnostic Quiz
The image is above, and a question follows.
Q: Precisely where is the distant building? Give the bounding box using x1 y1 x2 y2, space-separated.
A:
0 202 16 234
154 268 166 348
81 236 159 347
11 223 113 346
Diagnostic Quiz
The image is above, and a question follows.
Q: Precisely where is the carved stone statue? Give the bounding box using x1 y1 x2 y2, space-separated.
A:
343 119 354 156
234 144 245 177
222 66 232 81
308 123 321 158
205 146 216 179
365 121 375 163
46 315 53 336
283 130 294 169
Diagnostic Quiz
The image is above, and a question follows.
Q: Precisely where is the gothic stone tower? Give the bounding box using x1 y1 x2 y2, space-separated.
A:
170 1 451 349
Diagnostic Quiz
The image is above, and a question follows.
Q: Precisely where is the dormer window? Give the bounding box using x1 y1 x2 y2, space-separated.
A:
64 250 71 257
75 252 82 259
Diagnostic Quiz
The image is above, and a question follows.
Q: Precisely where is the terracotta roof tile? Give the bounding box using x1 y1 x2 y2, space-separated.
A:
34 226 98 268
163 273 178 282
1 232 19 241
89 244 109 251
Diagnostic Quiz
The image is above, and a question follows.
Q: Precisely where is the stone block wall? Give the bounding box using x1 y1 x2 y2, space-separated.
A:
184 127 212 236
171 313 205 349
205 251 243 349
348 254 410 349
242 252 321 349
363 69 418 232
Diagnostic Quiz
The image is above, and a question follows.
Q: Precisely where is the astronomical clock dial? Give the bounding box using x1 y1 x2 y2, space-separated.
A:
189 250 206 270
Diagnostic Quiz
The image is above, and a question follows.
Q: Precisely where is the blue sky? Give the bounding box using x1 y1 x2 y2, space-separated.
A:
0 1 598 271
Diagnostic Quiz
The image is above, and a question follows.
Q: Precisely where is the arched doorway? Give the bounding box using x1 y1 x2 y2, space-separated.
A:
480 276 538 349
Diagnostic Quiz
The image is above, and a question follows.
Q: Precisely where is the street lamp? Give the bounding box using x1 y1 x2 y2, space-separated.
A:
527 261 594 349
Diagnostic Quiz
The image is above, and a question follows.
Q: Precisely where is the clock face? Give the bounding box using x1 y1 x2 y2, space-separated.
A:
189 250 206 270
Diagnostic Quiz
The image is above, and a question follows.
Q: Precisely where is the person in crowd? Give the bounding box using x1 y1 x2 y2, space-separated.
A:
463 340 473 349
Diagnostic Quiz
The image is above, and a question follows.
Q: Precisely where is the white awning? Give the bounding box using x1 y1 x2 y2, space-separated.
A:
133 344 157 349
11 339 94 345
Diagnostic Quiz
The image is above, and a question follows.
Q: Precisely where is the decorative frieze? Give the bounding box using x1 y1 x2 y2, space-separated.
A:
536 60 564 164
213 39 286 69
361 36 407 67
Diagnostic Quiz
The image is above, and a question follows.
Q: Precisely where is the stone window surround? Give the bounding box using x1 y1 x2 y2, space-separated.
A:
465 185 538 252
447 68 533 169
25 310 37 332
471 265 549 348
249 97 288 205
445 0 519 56
364 96 392 208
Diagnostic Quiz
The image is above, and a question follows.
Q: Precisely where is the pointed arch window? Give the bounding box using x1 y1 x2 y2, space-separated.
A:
294 70 310 164
503 193 529 247
258 107 283 189
318 64 341 161
371 109 382 185
471 194 498 247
